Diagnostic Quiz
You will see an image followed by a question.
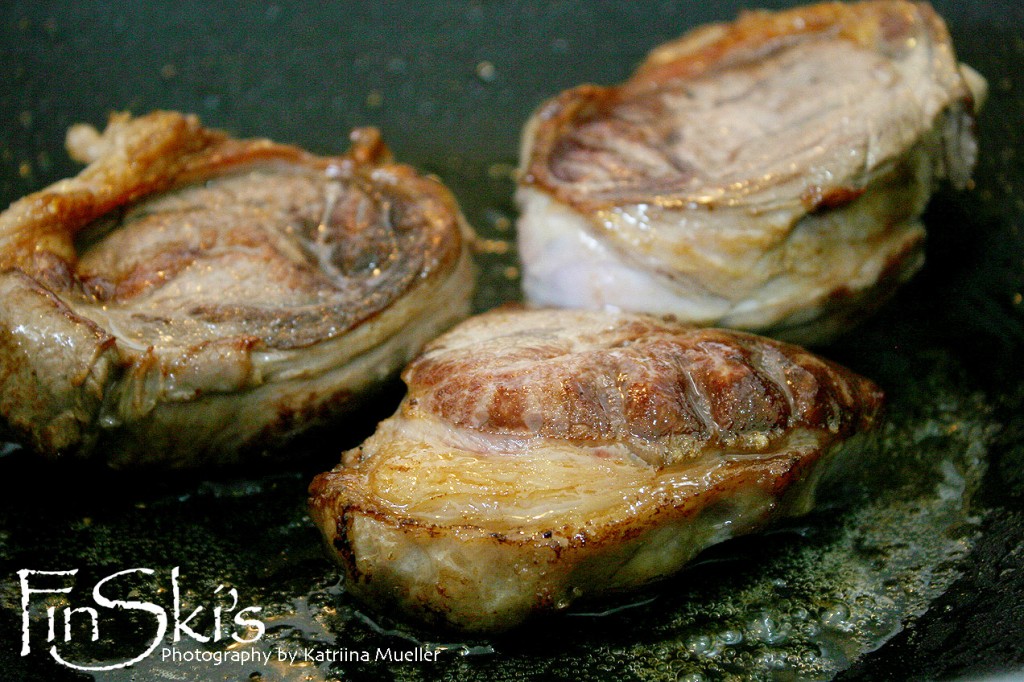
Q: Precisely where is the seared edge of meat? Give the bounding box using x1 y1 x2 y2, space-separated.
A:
309 308 883 632
516 0 986 344
0 112 475 466
520 0 984 210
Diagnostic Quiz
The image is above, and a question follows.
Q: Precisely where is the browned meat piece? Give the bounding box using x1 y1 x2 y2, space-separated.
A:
309 307 883 632
0 111 475 468
517 0 986 344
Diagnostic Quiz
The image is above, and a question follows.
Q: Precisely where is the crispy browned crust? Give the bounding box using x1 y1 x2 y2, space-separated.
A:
3 111 302 270
308 308 883 631
0 112 464 343
521 0 969 212
0 111 473 464
403 308 880 461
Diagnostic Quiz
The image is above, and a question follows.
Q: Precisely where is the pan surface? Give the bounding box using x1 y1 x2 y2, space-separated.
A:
1 1 1023 680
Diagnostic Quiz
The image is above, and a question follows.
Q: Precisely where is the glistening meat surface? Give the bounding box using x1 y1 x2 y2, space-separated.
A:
517 0 986 343
309 307 884 632
0 111 474 467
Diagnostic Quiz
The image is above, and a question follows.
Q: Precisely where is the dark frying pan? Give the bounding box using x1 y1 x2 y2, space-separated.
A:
1 1 1023 680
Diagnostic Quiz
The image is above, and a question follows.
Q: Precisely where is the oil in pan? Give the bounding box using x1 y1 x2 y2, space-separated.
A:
0 348 998 681
1 0 1023 680
0 138 1007 679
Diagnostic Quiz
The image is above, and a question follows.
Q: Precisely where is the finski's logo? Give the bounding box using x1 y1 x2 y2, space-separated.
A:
17 567 265 672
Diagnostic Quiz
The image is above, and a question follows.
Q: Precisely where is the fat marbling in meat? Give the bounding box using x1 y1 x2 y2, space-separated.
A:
517 0 986 344
0 111 474 467
309 307 884 632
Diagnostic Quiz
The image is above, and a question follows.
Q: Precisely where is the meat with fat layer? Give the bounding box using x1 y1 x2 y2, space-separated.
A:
308 307 884 632
0 111 474 467
517 0 986 344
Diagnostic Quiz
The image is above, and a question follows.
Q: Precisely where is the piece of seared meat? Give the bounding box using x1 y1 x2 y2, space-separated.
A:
309 307 883 632
517 0 986 344
0 111 474 468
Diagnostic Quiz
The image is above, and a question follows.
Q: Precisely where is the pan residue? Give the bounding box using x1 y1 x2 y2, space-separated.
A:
1 1 1022 680
0 342 1000 681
